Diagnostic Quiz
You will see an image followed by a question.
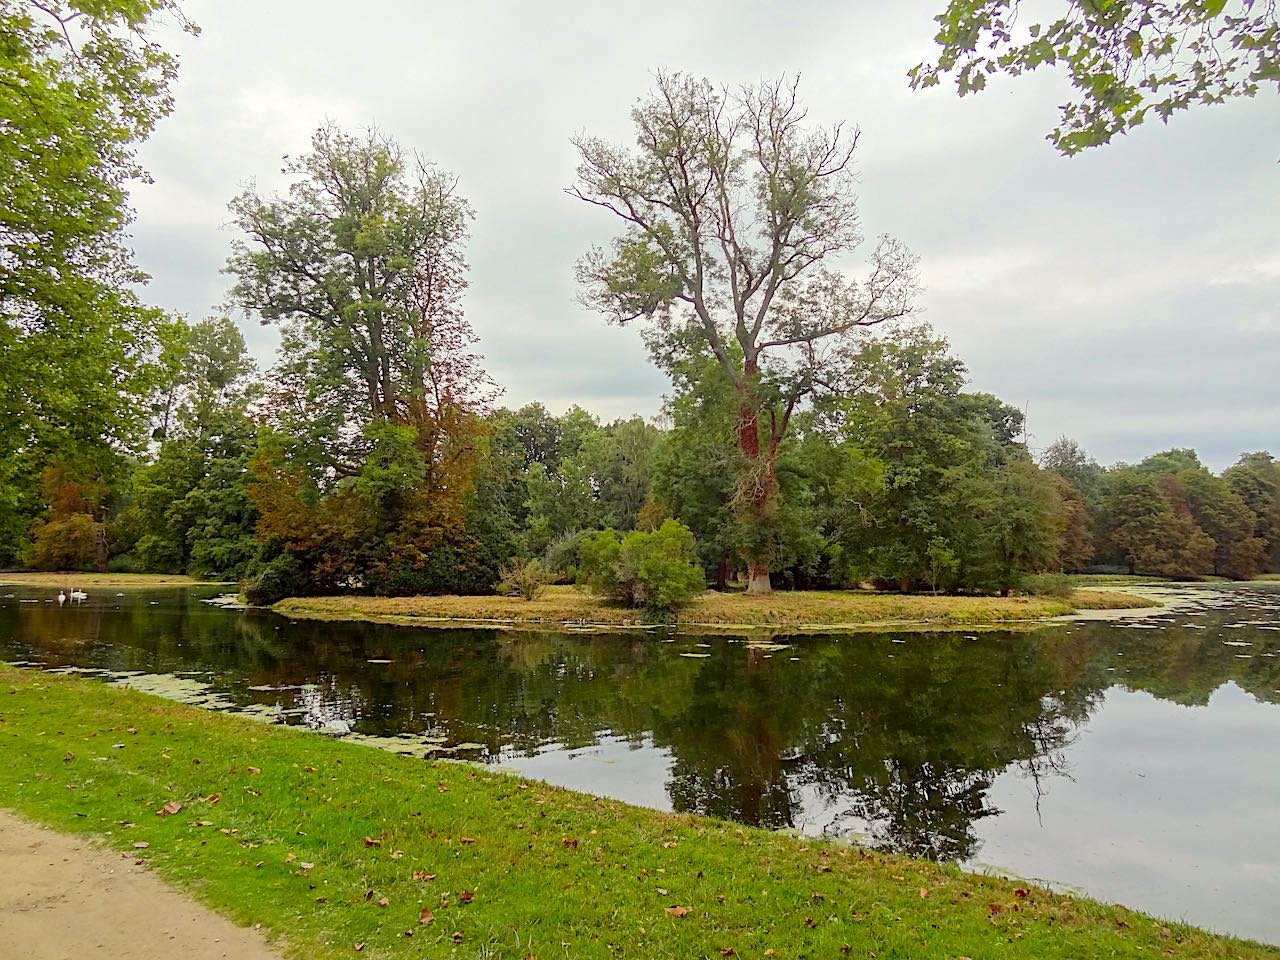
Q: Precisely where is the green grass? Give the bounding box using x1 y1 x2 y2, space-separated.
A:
275 586 1153 635
1 664 1270 959
1254 573 1280 582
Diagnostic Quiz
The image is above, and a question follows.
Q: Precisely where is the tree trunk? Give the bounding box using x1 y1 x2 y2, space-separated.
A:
94 524 109 574
735 397 776 594
746 561 771 594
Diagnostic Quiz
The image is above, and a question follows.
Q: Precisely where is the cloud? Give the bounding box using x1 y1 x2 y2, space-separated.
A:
127 0 1279 473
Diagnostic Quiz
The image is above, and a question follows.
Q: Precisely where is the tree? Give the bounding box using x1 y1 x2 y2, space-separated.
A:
227 125 500 596
1102 470 1214 577
227 124 490 486
130 317 262 579
571 73 919 593
0 0 194 561
830 327 1049 593
1223 451 1280 570
910 1 1280 154
1175 468 1266 578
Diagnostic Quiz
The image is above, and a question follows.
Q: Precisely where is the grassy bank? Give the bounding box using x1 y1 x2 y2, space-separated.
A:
0 571 227 589
274 585 1153 634
0 664 1271 960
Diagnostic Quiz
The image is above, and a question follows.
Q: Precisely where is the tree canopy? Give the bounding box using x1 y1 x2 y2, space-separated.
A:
910 0 1280 154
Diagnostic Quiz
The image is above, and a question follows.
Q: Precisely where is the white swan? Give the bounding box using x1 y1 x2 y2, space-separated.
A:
57 591 66 605
69 588 87 602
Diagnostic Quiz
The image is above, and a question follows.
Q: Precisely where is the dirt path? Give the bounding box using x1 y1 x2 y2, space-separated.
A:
0 810 282 960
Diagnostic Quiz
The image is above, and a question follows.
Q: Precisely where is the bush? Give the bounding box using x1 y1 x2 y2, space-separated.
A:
577 520 704 614
1022 572 1075 599
242 552 308 605
543 529 589 583
497 558 549 600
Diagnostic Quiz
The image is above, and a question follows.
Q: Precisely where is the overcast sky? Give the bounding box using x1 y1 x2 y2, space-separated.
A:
128 0 1278 472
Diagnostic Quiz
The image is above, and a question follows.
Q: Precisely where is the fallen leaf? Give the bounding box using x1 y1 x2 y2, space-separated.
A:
285 853 297 863
459 890 474 903
562 837 578 848
363 837 382 847
814 864 832 873
412 870 434 881
63 752 74 762
353 943 364 952
247 766 261 775
804 917 817 928
1013 888 1029 898
419 908 434 925
451 931 464 944
656 887 669 896
764 951 777 958
720 951 735 957
244 788 261 797
119 822 136 829
127 727 137 734
662 840 678 849
156 801 182 817
666 906 690 918
204 794 221 805
391 849 405 858
132 841 150 849
918 887 929 899
304 766 317 772
459 837 476 845
378 896 390 907
299 862 315 870
437 782 448 792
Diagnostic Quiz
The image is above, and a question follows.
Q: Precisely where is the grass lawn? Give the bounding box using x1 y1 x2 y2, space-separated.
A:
2 664 1269 960
0 571 229 588
274 586 1151 634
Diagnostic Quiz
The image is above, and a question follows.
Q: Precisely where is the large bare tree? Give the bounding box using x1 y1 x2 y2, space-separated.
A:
570 73 919 593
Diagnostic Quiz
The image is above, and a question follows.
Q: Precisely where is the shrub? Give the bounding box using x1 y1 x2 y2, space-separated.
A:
1022 572 1074 599
543 529 589 583
497 558 549 601
242 551 308 605
577 520 704 614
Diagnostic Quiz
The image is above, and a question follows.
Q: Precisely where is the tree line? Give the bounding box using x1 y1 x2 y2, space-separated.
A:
3 3 1276 606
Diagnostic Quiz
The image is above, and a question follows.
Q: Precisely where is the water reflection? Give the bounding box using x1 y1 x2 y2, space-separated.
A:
1 583 1278 940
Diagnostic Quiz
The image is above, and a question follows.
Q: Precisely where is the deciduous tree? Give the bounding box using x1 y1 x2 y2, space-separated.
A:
571 73 918 593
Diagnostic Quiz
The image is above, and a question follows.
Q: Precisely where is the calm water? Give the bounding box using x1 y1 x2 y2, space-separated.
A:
1 582 1278 944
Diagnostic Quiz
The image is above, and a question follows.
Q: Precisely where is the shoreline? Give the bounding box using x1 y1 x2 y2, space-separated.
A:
272 586 1155 635
0 572 230 589
1 663 1273 959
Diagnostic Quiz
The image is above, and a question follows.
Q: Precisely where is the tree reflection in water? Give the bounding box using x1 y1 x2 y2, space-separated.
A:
2 584 1278 866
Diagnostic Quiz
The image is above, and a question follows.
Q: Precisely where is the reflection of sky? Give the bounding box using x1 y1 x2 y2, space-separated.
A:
978 683 1280 944
499 734 675 814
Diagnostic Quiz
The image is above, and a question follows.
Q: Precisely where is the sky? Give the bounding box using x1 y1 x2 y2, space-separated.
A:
127 0 1279 472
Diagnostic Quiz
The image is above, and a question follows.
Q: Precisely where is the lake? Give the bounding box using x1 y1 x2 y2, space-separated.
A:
1 582 1277 944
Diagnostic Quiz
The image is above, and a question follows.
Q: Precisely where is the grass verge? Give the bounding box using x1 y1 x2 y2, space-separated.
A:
274 585 1153 634
0 571 229 588
0 664 1270 959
